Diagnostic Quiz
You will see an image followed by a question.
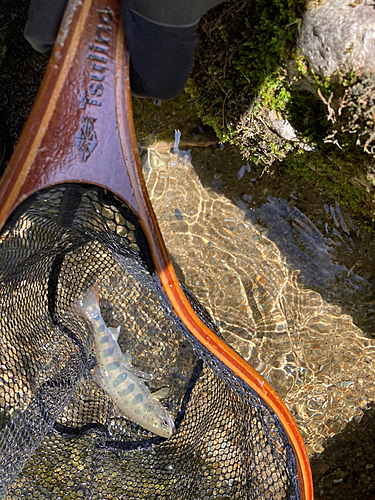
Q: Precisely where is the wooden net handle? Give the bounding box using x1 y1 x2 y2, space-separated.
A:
0 1 313 498
0 0 136 218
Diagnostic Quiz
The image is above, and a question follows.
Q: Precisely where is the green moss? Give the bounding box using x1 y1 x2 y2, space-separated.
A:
186 0 305 147
132 92 206 145
286 90 329 146
257 69 291 112
291 50 309 76
283 147 375 225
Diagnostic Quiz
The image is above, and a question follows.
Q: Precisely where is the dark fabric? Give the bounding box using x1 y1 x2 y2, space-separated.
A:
122 9 198 100
23 0 218 99
24 0 69 53
123 0 224 27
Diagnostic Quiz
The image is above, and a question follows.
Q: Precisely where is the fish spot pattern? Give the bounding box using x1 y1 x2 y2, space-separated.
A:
113 372 128 389
103 347 115 357
118 383 135 398
100 335 110 345
106 361 120 372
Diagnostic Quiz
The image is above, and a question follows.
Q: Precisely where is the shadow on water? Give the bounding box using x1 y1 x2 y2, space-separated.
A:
190 144 375 337
310 404 375 500
0 0 49 176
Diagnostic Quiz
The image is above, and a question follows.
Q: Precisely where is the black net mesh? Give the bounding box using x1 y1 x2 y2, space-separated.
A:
0 184 300 499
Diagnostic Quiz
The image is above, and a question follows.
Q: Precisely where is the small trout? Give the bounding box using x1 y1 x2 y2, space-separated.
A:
76 285 175 438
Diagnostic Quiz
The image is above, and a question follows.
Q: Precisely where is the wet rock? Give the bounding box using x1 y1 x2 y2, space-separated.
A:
297 1 375 156
299 0 375 78
267 109 315 151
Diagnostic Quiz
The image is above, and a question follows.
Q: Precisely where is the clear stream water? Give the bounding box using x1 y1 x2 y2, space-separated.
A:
141 135 375 456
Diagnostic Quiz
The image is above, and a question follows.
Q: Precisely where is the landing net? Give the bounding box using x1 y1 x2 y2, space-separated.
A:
0 183 300 499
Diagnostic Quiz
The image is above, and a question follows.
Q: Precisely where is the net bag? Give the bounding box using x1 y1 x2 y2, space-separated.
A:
0 1 313 499
1 183 298 499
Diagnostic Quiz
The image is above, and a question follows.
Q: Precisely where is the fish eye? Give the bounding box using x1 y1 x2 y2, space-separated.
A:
160 418 169 429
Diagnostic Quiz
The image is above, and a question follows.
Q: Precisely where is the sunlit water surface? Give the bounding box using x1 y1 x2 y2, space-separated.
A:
141 139 375 455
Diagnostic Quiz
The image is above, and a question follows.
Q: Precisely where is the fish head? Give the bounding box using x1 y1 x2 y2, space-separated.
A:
147 401 175 438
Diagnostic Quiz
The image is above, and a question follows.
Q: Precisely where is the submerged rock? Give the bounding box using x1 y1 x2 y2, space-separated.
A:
143 142 375 455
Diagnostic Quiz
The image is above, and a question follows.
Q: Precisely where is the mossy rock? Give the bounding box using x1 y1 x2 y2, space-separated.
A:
185 0 307 163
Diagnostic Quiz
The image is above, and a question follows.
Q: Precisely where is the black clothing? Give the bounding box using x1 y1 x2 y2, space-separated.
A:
123 0 223 27
24 0 68 53
122 10 198 100
24 0 224 100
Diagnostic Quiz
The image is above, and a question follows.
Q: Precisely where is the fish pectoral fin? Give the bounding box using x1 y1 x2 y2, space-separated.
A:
132 368 153 382
150 386 170 401
108 326 121 341
91 365 106 391
122 351 133 369
119 353 153 383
